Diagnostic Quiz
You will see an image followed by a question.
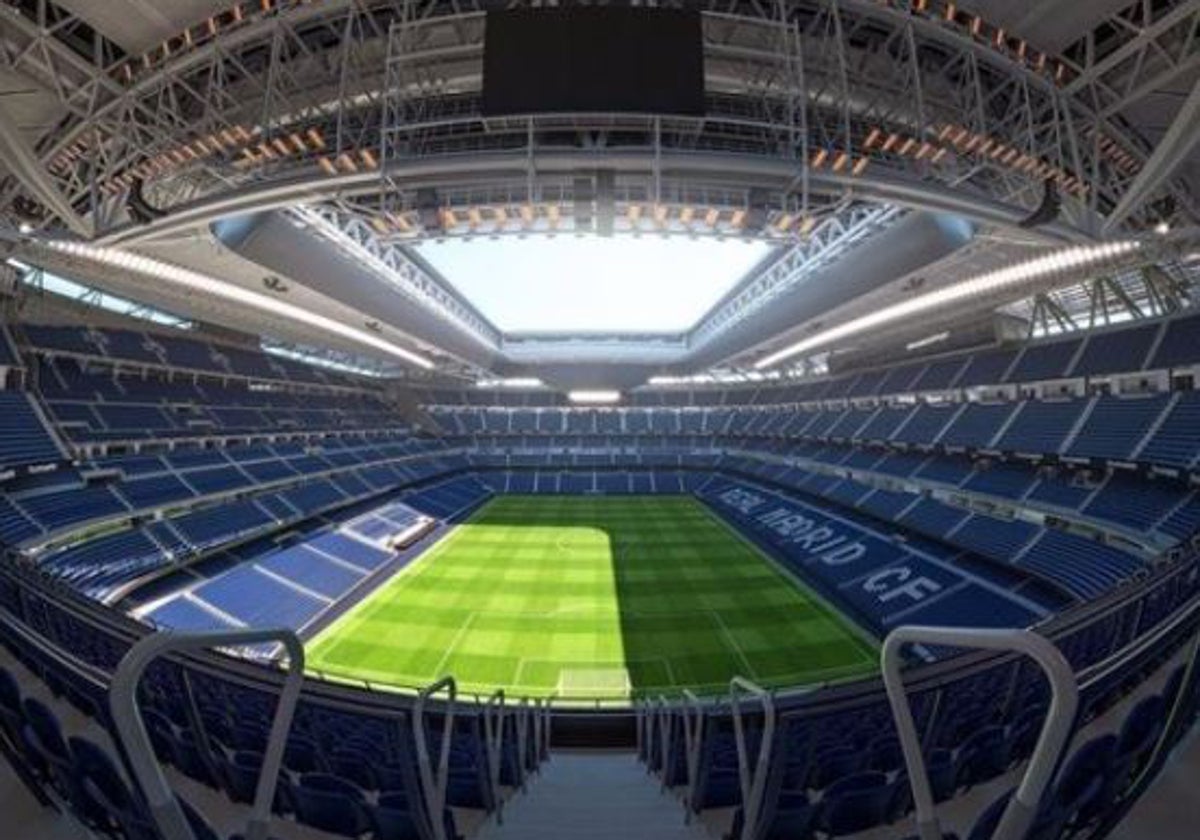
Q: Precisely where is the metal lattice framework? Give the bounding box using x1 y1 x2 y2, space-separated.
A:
2 0 1197 243
1006 259 1200 337
691 202 901 347
291 204 502 347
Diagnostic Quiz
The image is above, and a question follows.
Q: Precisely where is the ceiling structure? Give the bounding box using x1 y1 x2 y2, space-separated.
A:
0 0 1198 394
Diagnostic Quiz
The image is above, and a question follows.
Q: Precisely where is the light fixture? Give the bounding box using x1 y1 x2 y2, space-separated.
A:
568 390 621 404
475 377 544 389
44 240 435 370
755 239 1143 369
905 331 950 351
1154 221 1170 235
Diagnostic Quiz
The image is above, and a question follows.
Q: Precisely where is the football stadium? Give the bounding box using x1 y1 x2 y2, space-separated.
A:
0 2 1199 840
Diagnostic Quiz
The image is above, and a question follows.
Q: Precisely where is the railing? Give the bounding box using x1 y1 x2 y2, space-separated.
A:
109 628 306 840
482 688 506 824
881 627 1079 840
655 695 674 792
413 676 457 840
729 676 776 840
680 689 706 823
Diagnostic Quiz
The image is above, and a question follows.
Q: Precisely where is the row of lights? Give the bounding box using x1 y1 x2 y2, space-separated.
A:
42 240 435 371
1090 128 1141 178
896 0 1084 87
755 239 1144 369
359 201 815 240
931 123 1088 196
825 122 1090 199
110 1 315 85
88 125 328 198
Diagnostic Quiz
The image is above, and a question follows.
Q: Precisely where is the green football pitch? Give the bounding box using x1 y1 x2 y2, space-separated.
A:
305 495 877 701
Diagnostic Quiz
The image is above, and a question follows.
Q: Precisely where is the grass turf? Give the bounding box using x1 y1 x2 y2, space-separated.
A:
305 495 877 700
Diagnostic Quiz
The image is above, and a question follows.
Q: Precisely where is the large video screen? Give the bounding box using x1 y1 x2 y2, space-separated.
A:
482 8 705 117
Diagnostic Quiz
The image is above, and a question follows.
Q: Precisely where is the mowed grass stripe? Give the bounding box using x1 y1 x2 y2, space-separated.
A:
305 496 876 700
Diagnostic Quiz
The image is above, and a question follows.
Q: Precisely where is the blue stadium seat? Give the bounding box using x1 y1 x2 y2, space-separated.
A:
817 770 895 836
291 773 371 836
0 392 63 471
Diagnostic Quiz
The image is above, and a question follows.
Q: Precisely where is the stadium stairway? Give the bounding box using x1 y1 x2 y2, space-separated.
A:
474 750 709 840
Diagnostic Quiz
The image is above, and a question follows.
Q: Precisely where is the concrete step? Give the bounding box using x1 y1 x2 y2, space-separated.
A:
475 750 713 840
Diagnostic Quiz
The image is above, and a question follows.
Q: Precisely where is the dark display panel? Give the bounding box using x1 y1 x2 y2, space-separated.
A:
482 8 705 117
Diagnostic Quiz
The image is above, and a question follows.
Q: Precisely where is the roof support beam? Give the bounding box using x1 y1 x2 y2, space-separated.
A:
1102 74 1200 233
0 99 90 237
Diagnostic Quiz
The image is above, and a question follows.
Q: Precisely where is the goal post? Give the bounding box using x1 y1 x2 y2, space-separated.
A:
556 667 631 699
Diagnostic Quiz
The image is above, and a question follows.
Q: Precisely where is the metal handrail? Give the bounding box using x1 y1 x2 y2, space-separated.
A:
413 676 457 840
109 629 305 840
532 696 547 769
540 695 553 761
729 676 776 840
656 695 673 791
483 688 506 824
634 697 647 763
1129 625 1200 793
681 689 706 822
881 627 1079 840
513 697 530 790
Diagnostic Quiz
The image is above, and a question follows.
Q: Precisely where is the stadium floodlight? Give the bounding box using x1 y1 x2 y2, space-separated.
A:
754 239 1143 369
44 240 435 369
568 390 621 404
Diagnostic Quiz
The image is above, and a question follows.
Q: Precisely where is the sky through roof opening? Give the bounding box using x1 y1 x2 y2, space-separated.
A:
414 236 774 334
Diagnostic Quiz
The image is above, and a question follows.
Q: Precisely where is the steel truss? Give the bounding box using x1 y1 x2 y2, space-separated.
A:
1007 258 1200 336
692 202 901 348
2 0 1198 241
292 204 501 348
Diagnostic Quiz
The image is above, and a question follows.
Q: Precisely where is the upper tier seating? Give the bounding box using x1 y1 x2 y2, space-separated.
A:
37 357 398 443
1071 323 1160 377
1138 392 1200 469
995 399 1087 454
414 312 1200 412
0 392 62 472
1067 394 1170 461
1149 312 1200 369
1006 338 1083 383
21 322 366 388
429 385 1197 479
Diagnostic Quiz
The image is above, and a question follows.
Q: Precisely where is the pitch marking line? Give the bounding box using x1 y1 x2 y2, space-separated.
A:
694 499 880 664
431 612 478 678
706 610 760 681
306 499 498 650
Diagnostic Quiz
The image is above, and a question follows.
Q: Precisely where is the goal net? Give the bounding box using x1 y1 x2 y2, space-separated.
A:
556 667 631 699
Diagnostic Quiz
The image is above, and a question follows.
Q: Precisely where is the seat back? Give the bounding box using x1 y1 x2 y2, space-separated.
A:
820 770 892 836
294 773 368 836
372 792 425 840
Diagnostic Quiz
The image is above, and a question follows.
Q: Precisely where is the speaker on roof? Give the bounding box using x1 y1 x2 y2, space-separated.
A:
126 178 166 223
1017 179 1060 229
574 176 595 233
595 170 615 237
416 188 441 233
742 188 772 235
